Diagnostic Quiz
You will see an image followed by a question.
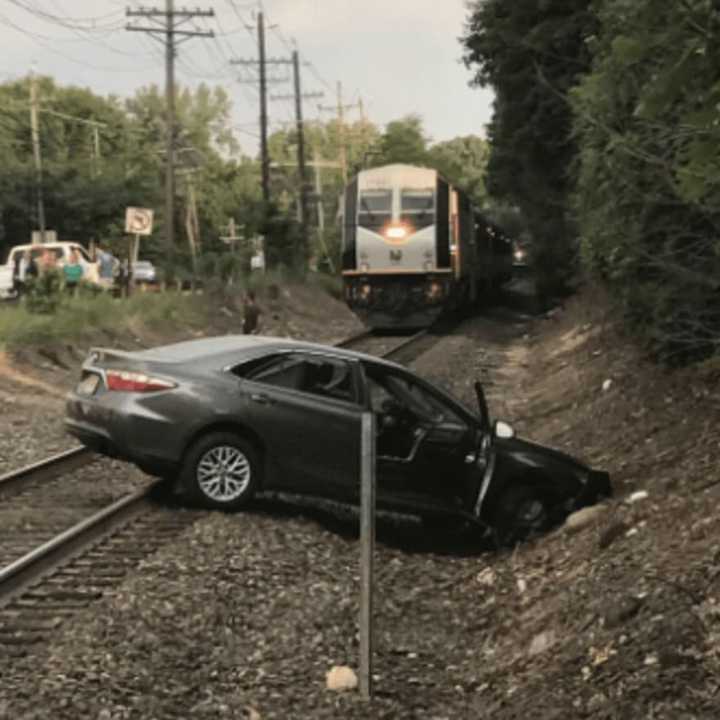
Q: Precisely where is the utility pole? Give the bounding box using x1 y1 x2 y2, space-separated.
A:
319 82 362 184
230 12 292 206
313 148 338 273
126 2 214 254
269 54 322 260
258 12 269 205
220 217 245 252
29 71 46 243
292 50 312 255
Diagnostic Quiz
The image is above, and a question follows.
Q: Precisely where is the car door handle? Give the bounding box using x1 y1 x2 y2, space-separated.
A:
250 393 275 405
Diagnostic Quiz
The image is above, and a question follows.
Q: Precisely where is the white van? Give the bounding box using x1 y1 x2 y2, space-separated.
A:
0 242 102 298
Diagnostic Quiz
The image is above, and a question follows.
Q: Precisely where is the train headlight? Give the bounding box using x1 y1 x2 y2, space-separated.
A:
514 249 526 262
385 226 407 240
383 224 411 243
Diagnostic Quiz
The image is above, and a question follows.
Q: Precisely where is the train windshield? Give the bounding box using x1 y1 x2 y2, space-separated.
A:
358 189 392 230
401 189 435 229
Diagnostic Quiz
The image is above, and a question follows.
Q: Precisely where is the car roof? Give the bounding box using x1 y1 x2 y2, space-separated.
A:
11 242 81 250
124 334 403 369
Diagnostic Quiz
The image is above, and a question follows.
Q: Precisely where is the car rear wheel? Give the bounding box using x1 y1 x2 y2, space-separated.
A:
181 432 260 510
494 485 549 548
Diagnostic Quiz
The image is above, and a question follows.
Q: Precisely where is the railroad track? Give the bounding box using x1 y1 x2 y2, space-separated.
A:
0 327 436 660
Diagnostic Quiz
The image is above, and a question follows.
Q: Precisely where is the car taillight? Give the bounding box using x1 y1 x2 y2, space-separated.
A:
105 370 177 393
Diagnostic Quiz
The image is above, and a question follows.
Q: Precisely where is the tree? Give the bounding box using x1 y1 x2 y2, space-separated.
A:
571 0 720 361
463 0 596 301
427 135 489 207
372 115 428 167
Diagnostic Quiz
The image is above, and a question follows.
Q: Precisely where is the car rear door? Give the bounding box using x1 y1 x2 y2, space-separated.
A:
236 352 362 498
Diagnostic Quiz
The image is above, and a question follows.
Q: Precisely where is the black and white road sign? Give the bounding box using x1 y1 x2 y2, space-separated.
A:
125 207 154 236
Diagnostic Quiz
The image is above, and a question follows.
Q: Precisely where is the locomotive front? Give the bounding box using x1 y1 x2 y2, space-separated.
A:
341 165 456 329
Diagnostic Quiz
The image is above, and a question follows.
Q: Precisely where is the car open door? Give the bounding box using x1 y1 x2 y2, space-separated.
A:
362 362 478 515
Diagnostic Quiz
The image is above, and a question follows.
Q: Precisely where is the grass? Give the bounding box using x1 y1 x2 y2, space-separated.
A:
0 270 343 351
0 291 208 351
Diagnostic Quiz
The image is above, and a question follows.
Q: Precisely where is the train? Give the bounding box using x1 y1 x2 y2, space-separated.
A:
340 164 514 329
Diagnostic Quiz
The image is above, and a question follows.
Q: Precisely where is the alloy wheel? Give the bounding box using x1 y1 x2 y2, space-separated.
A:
196 445 251 502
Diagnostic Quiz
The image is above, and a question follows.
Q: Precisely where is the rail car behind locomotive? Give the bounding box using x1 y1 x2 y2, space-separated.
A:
341 164 513 329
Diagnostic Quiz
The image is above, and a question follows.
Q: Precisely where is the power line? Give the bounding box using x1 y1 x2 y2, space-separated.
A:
0 12 157 72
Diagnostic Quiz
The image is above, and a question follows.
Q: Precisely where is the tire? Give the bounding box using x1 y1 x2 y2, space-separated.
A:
181 432 260 510
493 485 549 548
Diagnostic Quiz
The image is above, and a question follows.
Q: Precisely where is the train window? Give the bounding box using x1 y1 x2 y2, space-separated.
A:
358 189 392 230
401 189 435 229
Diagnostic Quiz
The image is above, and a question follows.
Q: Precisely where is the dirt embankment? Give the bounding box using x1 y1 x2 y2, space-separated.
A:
1 285 719 719
0 284 363 474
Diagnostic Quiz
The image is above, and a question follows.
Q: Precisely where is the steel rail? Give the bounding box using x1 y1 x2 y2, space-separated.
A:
334 329 374 349
0 483 155 605
381 330 428 361
0 446 95 495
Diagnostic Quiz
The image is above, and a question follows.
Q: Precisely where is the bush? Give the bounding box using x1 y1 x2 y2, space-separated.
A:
24 270 63 314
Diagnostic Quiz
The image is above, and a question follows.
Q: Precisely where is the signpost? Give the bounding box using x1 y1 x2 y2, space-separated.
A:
359 411 376 700
124 207 154 295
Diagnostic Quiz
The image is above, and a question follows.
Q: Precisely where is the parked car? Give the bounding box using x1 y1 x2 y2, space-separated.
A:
131 260 157 285
65 336 611 544
0 242 101 298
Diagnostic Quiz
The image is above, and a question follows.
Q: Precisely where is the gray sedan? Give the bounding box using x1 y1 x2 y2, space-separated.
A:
65 336 610 543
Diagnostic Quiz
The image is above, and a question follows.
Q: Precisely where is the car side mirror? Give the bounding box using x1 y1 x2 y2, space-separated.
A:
493 420 515 439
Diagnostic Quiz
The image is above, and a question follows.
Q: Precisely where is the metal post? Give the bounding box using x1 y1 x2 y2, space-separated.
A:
165 0 176 255
258 11 270 205
359 411 376 701
29 71 46 243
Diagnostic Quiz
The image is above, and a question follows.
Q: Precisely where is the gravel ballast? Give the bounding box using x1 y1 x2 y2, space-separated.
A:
1 296 719 718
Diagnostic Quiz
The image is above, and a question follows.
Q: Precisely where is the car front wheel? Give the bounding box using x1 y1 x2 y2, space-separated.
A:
181 432 260 510
494 485 549 548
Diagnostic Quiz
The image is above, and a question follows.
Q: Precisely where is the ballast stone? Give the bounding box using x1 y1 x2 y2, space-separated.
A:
326 665 358 691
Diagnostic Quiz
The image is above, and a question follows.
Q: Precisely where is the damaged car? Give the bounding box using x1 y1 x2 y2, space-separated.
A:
65 336 611 544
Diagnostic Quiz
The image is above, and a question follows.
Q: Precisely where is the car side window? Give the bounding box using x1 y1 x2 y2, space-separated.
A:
234 354 306 389
235 352 356 403
74 246 92 263
299 355 355 402
364 363 463 424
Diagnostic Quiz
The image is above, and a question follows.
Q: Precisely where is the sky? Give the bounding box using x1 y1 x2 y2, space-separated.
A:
0 0 495 155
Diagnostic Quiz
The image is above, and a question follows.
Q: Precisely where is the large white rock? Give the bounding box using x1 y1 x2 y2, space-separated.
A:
565 505 607 533
326 665 358 692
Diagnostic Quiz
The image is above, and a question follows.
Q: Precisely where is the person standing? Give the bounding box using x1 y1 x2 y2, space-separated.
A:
63 249 84 293
242 290 261 334
96 244 116 290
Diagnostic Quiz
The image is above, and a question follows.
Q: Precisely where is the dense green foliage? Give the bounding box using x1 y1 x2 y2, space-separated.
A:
464 0 596 301
0 77 261 272
572 0 720 360
465 0 720 360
